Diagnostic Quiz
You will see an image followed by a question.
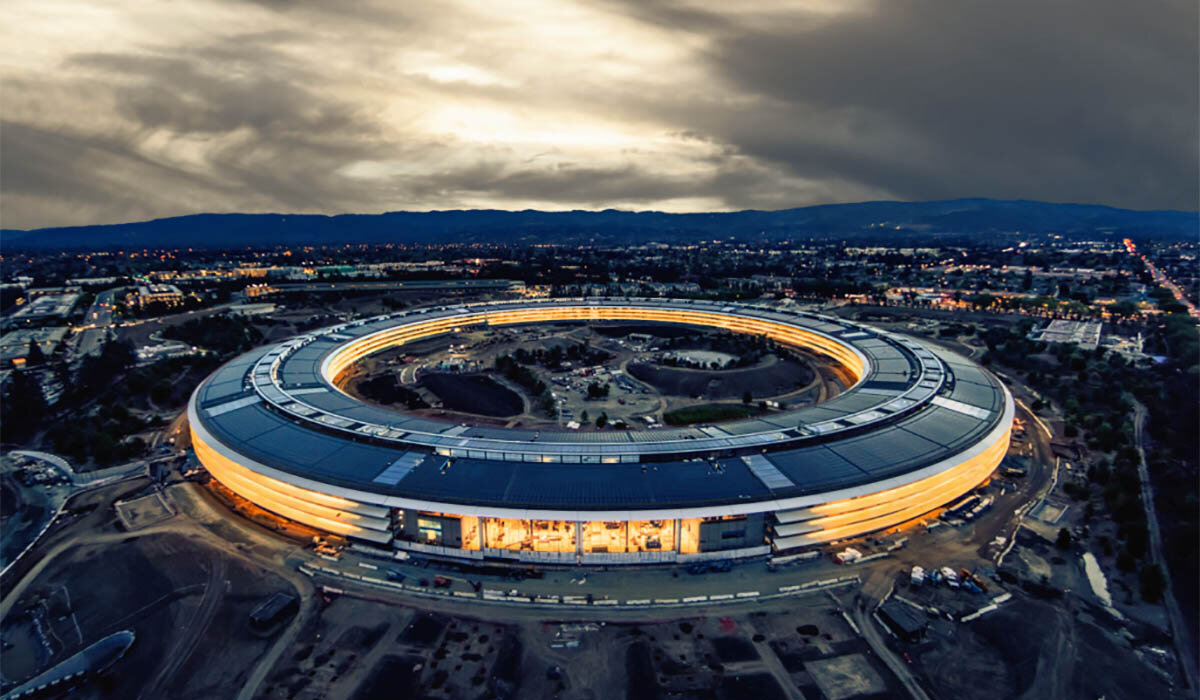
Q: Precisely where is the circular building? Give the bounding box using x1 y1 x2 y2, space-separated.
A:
188 298 1013 565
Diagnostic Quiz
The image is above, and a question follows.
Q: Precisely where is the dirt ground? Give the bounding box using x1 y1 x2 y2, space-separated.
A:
0 474 53 568
420 373 524 417
913 595 1181 700
0 530 296 699
253 593 910 700
1 467 1192 700
626 356 814 400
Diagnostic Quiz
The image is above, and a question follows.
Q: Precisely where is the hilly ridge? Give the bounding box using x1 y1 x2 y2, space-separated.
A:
3 199 1195 249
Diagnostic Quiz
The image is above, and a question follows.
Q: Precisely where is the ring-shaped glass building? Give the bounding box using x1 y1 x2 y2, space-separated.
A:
188 298 1013 565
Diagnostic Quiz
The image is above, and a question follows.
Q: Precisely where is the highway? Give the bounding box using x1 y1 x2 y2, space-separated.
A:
1124 238 1199 320
83 288 119 328
73 288 122 358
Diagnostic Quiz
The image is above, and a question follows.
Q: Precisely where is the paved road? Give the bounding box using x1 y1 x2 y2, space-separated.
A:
1125 239 1200 320
11 449 172 487
844 596 931 700
72 288 122 359
1132 401 1196 689
84 288 120 328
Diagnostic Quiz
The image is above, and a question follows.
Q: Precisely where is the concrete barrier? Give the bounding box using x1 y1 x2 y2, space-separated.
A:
594 599 619 606
625 599 651 605
735 591 760 599
653 598 679 605
778 584 803 593
962 604 998 622
358 562 378 570
852 552 891 565
708 594 734 601
682 595 708 603
453 591 477 599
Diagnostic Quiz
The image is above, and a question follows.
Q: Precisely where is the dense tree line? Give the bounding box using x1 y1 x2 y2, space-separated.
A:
162 315 263 356
981 313 1197 606
508 343 610 370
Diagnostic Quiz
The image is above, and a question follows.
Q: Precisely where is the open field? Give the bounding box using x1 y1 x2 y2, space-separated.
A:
419 373 523 417
626 357 814 400
0 474 53 569
251 589 909 700
0 531 296 699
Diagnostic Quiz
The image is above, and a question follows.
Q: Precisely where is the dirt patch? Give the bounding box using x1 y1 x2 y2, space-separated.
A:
353 654 425 700
711 636 760 663
398 613 447 647
625 641 657 700
915 596 1183 700
805 654 887 700
0 476 51 567
718 673 787 700
420 373 523 417
114 492 175 531
1 532 291 700
336 623 389 653
352 375 429 410
627 358 813 400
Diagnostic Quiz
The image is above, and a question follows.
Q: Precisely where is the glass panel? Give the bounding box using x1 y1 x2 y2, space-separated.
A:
484 517 532 550
680 518 701 554
582 521 627 553
461 515 481 550
530 520 576 553
628 519 674 552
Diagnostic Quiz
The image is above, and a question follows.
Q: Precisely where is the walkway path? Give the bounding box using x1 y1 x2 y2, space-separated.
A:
1131 401 1195 689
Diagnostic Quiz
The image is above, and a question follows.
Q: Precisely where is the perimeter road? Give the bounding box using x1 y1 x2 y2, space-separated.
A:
1131 401 1195 690
842 593 931 700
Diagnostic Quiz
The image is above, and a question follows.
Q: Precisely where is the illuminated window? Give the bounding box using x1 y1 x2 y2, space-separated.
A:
417 518 443 543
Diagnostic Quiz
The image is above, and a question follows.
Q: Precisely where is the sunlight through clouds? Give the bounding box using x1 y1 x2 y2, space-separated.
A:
1 0 1195 228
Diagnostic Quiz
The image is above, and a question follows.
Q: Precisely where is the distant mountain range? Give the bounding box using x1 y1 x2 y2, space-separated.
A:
4 199 1196 249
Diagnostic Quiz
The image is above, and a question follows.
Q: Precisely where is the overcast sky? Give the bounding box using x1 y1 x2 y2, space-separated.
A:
2 0 1196 229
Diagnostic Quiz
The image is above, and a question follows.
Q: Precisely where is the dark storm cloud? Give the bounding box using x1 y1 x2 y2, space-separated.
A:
43 35 407 216
1 0 1195 229
608 0 1198 210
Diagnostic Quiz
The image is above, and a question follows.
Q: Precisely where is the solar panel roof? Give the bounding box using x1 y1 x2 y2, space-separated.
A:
193 298 1010 510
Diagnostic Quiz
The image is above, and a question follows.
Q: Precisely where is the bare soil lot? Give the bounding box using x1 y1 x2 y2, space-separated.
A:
0 475 52 569
914 596 1182 700
263 597 518 700
0 532 294 700
419 373 523 417
627 357 814 399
